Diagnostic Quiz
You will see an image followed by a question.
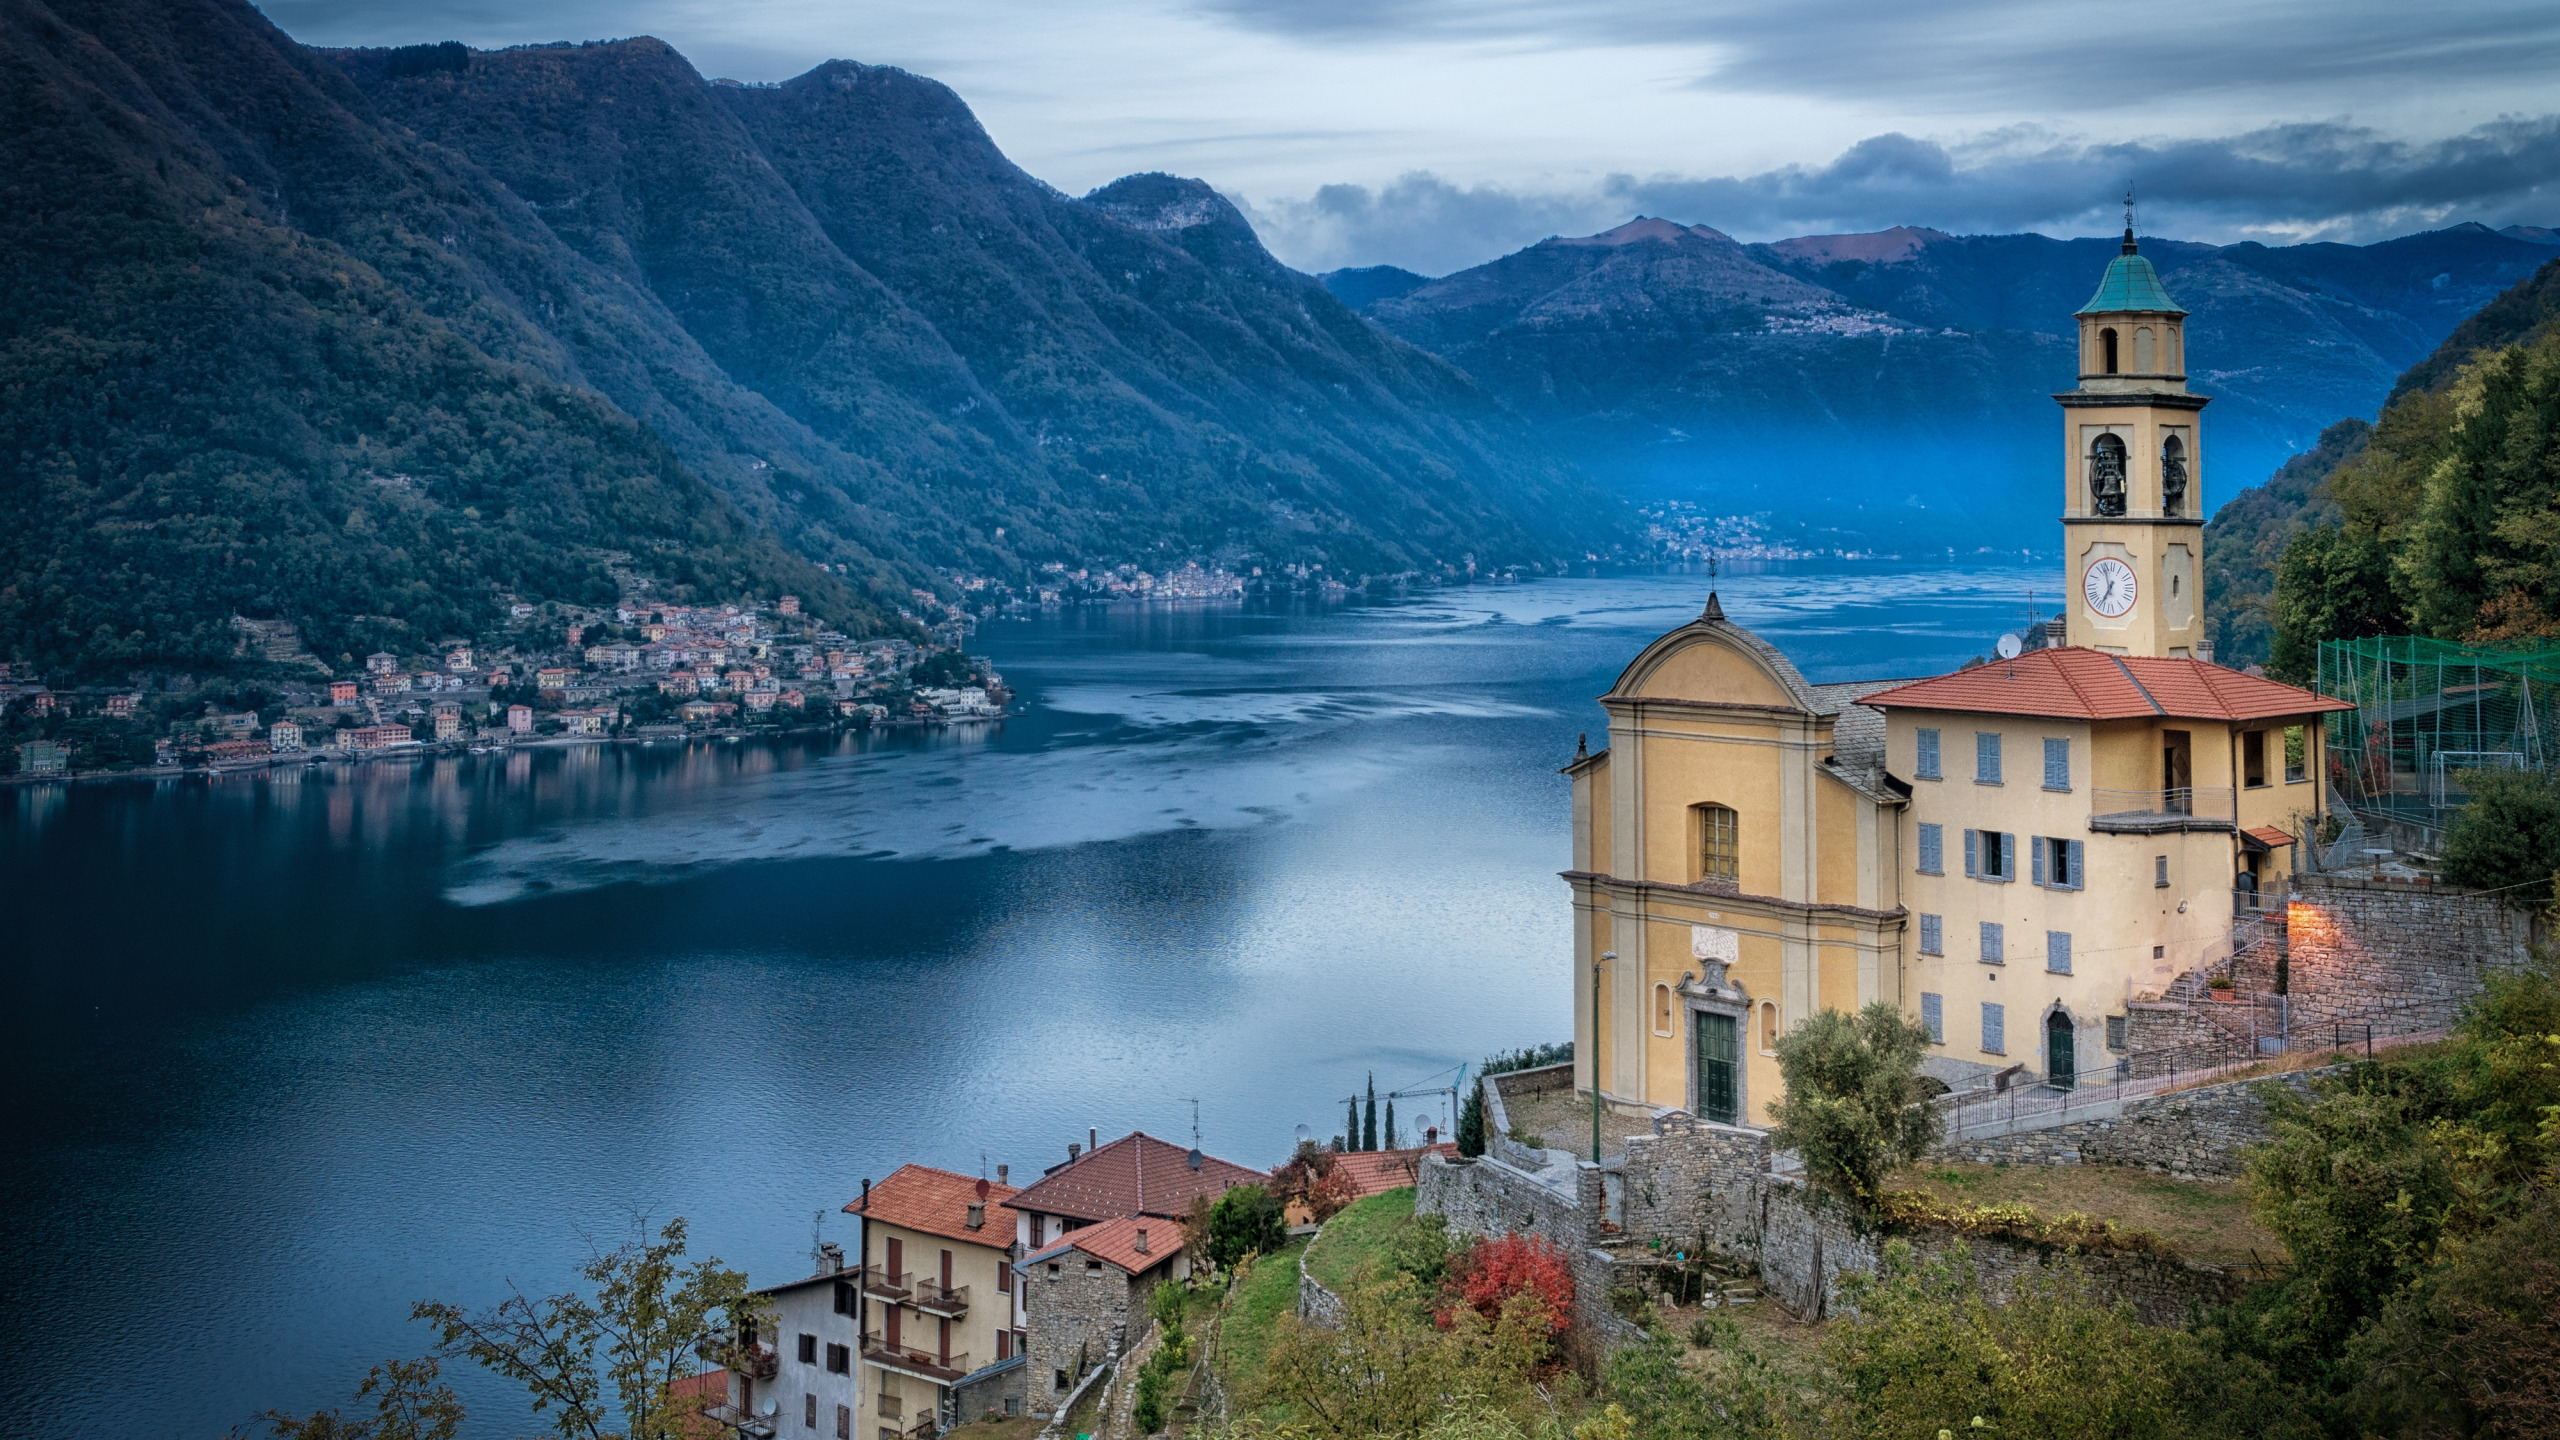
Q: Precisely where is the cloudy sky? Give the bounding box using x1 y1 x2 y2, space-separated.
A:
260 0 2560 275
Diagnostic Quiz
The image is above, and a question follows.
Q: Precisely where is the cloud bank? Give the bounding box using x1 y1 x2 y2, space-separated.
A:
1234 117 2560 276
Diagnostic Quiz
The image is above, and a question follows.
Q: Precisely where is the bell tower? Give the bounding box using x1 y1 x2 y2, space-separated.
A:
2055 214 2210 659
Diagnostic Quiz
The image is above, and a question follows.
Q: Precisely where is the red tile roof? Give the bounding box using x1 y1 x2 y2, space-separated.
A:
1859 648 2353 723
1006 1132 1266 1223
1046 1214 1182 1275
1332 1145 1455 1200
845 1163 1019 1249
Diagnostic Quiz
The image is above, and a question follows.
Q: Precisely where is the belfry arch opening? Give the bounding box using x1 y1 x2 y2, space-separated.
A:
2100 327 2119 374
2089 433 2128 517
2162 434 2189 517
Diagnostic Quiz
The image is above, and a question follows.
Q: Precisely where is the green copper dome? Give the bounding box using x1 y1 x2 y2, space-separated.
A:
2077 231 2186 316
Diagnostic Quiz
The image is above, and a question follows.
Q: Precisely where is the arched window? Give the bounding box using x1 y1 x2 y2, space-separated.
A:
1758 1000 1781 1055
2089 433 2129 517
2134 326 2155 373
1695 803 1738 883
1653 983 1674 1037
2100 327 2120 374
2161 435 2189 517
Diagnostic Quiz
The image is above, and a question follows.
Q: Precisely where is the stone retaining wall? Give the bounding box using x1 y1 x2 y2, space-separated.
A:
1610 1112 1769 1257
1755 1178 2244 1326
2285 875 2531 1033
1933 1068 2334 1177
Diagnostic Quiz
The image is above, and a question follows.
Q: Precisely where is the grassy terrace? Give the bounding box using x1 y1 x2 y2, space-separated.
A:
1888 1161 2279 1264
1214 1234 1310 1391
1302 1186 1417 1294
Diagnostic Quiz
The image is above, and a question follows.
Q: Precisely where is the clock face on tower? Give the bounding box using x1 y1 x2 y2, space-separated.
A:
2083 557 2138 618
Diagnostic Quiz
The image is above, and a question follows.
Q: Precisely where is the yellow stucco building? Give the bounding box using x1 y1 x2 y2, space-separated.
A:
1568 231 2353 1124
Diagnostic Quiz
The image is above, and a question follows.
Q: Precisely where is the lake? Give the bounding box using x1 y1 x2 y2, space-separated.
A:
0 561 2045 1437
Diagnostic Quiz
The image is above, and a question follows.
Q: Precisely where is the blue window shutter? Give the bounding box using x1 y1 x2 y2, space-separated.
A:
1917 728 1940 779
1980 921 2003 963
2068 840 2085 891
1983 1002 2005 1053
1977 732 2000 783
1964 829 1979 877
1920 914 1942 954
2048 931 2073 974
1999 832 2015 882
2044 737 2069 790
2031 836 2047 886
1918 823 1942 874
1921 992 1944 1042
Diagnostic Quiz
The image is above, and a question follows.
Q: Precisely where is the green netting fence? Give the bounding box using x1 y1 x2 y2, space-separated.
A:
2316 637 2560 828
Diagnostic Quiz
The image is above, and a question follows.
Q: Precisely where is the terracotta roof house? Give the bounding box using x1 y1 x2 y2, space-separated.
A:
844 1165 1029 1434
1016 1214 1189 1420
1005 1131 1263 1252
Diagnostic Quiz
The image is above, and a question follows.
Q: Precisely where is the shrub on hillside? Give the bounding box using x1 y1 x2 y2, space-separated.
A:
1200 1184 1287 1269
1438 1233 1572 1342
2438 768 2560 900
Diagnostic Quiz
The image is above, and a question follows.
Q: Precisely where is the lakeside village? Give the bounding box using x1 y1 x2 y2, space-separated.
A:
0 593 1012 781
288 239 2557 1440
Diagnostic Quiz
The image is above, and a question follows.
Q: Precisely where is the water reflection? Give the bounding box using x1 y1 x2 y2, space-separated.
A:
0 564 2043 1438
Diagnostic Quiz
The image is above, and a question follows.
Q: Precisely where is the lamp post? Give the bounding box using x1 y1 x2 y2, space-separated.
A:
1594 951 1615 1164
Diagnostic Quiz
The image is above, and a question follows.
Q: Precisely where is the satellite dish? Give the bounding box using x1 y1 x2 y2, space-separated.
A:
762 1400 780 1417
975 1177 991 1201
1294 1123 1311 1144
1994 632 2024 660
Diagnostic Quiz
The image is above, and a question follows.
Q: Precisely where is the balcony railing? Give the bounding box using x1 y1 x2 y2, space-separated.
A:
2088 786 2236 832
876 1394 903 1421
911 1281 969 1317
863 1337 971 1384
703 1401 778 1439
861 1266 912 1301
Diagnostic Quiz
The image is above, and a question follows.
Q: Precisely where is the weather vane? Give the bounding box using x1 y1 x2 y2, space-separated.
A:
2125 185 2136 233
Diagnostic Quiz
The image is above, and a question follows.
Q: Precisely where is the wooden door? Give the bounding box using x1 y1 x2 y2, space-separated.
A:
1695 1012 1739 1124
940 1249 953 1291
886 1300 900 1352
2048 1011 2076 1090
886 1236 903 1283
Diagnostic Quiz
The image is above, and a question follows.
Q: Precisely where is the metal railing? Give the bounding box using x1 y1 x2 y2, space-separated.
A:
2089 786 2236 832
911 1281 969 1315
860 1266 912 1300
862 1337 970 1382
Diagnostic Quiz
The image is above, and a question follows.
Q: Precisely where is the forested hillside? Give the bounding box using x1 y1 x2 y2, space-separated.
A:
2228 256 2560 677
0 0 1620 680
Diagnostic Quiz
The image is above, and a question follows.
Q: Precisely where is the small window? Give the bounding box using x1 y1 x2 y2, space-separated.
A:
1920 991 1944 1043
1917 822 1943 875
826 1343 850 1375
2155 855 2169 888
1653 983 1674 1037
834 1281 854 1315
838 1404 853 1440
806 1393 818 1429
1047 1263 1060 1276
998 1261 1013 1295
1983 1002 2007 1054
1697 804 1738 882
1759 999 1780 1054
1975 731 2002 784
2038 837 2081 890
1973 830 2012 882
1055 1370 1071 1392
1980 921 2005 964
1919 913 1943 955
2284 726 2307 783
2100 327 2119 374
2042 737 2069 791
997 1330 1013 1361
2046 930 2073 975
1086 1259 1104 1272
2242 730 2267 788
799 1333 818 1365
2106 1015 2129 1051
1916 727 1941 779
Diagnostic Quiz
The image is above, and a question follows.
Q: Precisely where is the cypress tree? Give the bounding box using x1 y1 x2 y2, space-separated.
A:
1385 1098 1398 1150
1362 1074 1378 1151
1346 1093 1360 1153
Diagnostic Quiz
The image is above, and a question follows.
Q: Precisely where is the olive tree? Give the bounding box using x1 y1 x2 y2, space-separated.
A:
1765 1001 1942 1204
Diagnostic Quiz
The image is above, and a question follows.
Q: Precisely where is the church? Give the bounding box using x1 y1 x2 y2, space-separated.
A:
1565 229 2354 1125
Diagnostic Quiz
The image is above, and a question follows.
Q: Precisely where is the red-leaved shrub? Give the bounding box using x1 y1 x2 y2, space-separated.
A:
1438 1232 1573 1338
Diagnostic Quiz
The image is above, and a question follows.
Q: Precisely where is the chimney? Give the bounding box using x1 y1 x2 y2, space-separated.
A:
1068 1142 1081 1162
1089 1127 1098 1154
861 1178 871 1210
1134 1227 1149 1255
997 1164 1008 1185
965 1203 985 1230
818 1240 844 1274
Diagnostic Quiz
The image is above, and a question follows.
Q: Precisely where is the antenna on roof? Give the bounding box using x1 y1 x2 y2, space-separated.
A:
811 1209 826 1269
1179 1098 1201 1148
2122 185 2139 254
